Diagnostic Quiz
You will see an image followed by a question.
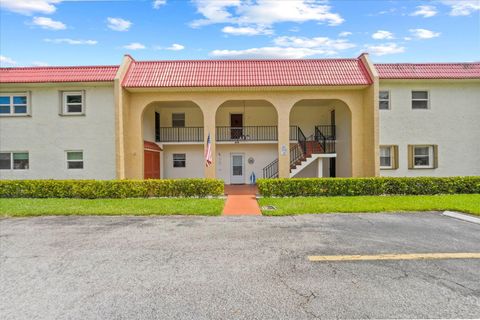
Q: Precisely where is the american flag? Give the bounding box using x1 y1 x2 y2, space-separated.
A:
205 133 213 167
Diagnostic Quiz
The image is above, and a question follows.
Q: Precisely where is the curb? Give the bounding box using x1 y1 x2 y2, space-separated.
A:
442 211 480 224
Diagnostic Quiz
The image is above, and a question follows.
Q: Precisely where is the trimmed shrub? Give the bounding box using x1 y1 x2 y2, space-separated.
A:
0 179 224 199
257 177 480 197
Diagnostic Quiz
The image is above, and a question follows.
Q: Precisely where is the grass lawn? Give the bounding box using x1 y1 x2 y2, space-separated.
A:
0 198 225 217
259 194 480 216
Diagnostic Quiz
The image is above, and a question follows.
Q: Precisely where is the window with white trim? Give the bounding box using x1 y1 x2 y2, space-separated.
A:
380 145 398 169
172 113 185 127
411 145 438 169
0 93 29 115
0 152 29 170
173 153 186 168
62 91 84 114
379 90 390 110
411 91 429 109
66 151 84 169
380 146 392 169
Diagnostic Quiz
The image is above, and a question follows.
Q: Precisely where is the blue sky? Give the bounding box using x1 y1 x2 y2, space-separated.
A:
1 0 479 66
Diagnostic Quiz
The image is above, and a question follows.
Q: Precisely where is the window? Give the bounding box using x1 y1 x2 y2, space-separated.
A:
62 91 84 114
380 145 398 170
412 91 429 109
172 113 185 127
0 93 29 115
155 112 160 141
409 145 438 169
0 152 29 170
173 153 186 168
66 151 84 169
379 90 390 110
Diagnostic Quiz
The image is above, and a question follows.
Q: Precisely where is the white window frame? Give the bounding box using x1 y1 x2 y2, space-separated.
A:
173 153 186 168
413 145 434 169
0 151 29 170
0 92 30 116
411 90 429 110
379 90 390 110
66 150 84 169
62 91 85 115
379 146 393 169
172 113 185 128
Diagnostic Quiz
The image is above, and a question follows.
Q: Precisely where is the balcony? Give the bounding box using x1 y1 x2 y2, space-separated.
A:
216 126 279 142
156 127 203 143
156 126 315 143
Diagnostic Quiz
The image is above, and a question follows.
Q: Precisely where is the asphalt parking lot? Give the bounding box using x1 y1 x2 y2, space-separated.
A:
1 212 480 319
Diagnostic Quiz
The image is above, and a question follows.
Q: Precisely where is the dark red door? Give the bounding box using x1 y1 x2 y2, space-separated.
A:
144 150 160 179
230 114 243 139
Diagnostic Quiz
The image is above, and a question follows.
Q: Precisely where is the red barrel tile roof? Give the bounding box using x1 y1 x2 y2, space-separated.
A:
122 59 373 88
375 63 480 79
0 66 119 83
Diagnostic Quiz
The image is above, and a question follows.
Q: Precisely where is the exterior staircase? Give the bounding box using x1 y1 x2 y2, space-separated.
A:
262 125 336 179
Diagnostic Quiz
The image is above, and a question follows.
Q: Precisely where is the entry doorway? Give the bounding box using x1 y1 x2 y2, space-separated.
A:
144 141 162 179
230 113 243 139
230 153 245 184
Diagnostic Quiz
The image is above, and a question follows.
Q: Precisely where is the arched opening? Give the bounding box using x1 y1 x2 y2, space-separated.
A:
289 99 352 178
215 100 278 184
141 101 204 179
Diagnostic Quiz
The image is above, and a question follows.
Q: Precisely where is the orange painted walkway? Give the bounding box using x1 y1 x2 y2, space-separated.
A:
222 185 262 216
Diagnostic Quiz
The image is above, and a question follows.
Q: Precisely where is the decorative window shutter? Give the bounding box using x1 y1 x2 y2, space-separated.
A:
393 145 399 169
433 145 439 168
407 145 413 169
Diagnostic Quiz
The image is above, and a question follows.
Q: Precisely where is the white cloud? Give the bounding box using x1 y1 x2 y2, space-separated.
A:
273 36 355 51
222 25 272 36
441 0 480 16
0 0 61 15
372 30 394 40
166 43 185 50
210 47 337 59
409 28 441 39
190 0 344 28
411 5 437 17
0 55 17 66
123 42 146 50
32 16 66 30
210 33 356 59
32 61 50 66
338 31 352 37
153 0 166 9
44 38 97 45
107 17 132 32
364 43 405 56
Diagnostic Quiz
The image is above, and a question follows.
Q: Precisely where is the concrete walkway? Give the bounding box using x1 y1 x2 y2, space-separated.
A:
222 185 261 216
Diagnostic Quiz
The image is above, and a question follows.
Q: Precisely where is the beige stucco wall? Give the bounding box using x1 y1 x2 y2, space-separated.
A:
215 100 277 126
216 143 277 184
379 80 480 176
121 86 378 180
0 84 116 179
162 144 205 179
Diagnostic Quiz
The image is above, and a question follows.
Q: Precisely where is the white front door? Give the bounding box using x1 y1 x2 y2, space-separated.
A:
230 153 245 184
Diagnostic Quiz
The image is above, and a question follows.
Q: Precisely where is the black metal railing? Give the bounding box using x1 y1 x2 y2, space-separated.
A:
290 143 304 167
315 126 336 153
156 127 204 142
262 159 279 179
315 125 336 140
216 126 278 141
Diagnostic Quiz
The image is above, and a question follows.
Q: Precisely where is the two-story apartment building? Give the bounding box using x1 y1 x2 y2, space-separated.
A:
1 54 479 183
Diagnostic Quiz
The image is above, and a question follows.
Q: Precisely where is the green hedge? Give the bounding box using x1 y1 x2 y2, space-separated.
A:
257 177 480 197
0 179 224 199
